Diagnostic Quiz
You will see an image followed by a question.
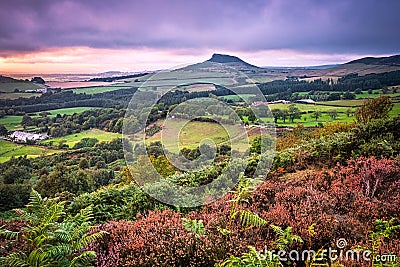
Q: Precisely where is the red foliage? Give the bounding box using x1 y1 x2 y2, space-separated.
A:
87 156 400 266
0 219 27 257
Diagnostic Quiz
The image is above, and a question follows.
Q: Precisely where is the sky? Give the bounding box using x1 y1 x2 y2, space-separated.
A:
1 0 399 74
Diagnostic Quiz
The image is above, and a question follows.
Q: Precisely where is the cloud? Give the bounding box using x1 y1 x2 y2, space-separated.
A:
1 0 400 56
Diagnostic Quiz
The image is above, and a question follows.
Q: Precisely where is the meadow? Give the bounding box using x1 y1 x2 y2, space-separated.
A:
0 107 99 131
71 85 132 94
0 92 41 99
0 82 45 93
145 119 259 153
42 128 122 148
0 139 60 163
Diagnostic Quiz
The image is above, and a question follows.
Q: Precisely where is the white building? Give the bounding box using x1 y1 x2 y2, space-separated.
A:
10 131 49 143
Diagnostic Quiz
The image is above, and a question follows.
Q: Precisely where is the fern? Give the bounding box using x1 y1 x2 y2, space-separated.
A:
0 227 19 241
0 190 107 267
219 246 283 267
270 224 303 250
239 210 268 228
182 218 205 237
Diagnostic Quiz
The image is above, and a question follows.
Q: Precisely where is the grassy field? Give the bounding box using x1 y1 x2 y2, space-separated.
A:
389 102 400 117
0 92 41 99
42 128 121 148
269 103 356 113
0 116 24 130
0 140 60 163
45 107 99 117
0 82 45 93
145 119 252 152
0 107 100 131
122 71 236 92
71 86 132 94
222 94 256 102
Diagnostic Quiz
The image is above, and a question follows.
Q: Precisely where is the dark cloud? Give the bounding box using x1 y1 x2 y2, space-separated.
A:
1 0 399 56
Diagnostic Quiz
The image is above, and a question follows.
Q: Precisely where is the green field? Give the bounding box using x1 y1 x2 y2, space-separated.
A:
0 140 60 163
269 103 356 113
42 128 122 148
222 94 256 102
45 107 99 117
0 116 24 130
0 107 100 131
0 82 45 93
144 119 255 153
0 92 41 99
122 71 236 92
71 86 132 94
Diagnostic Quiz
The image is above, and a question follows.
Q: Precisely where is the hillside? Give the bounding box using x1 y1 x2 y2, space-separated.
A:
317 54 400 76
346 54 400 66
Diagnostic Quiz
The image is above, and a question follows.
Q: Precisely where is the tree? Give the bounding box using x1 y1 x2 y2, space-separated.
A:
345 108 352 117
31 76 45 84
271 109 283 123
79 158 89 169
288 104 301 123
327 109 338 120
343 91 356 100
311 111 321 121
281 110 289 123
0 124 8 136
355 96 393 124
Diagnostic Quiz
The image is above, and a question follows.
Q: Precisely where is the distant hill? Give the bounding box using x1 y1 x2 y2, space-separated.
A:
0 75 20 83
206 53 259 68
345 54 400 66
179 53 260 74
315 54 400 76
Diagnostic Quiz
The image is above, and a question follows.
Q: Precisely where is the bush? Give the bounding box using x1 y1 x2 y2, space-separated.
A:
0 184 31 211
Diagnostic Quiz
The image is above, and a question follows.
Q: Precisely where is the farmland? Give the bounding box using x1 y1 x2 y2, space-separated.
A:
0 81 45 93
41 128 122 148
71 85 132 94
0 139 60 163
145 119 255 152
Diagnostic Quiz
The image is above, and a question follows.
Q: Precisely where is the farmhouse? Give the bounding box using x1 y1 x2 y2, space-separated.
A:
10 131 49 143
294 99 316 104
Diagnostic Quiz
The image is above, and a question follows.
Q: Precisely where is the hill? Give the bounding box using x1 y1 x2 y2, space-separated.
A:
178 53 260 75
0 75 20 83
345 54 400 66
206 53 259 68
317 54 400 76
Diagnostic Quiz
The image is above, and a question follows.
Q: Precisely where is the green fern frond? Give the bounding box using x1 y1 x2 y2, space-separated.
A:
0 252 29 267
239 210 267 228
73 231 107 251
70 250 96 267
0 227 19 241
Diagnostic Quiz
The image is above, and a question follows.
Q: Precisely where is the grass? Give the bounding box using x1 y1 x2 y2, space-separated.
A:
269 103 356 113
0 140 60 163
45 107 99 117
0 92 41 99
0 107 100 131
0 116 24 130
42 128 122 148
71 86 132 94
0 82 45 93
316 100 365 107
145 119 250 152
222 94 256 102
123 71 236 92
389 102 400 117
